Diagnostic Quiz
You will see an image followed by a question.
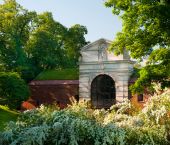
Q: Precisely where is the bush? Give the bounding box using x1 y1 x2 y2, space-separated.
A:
0 72 30 109
0 90 170 145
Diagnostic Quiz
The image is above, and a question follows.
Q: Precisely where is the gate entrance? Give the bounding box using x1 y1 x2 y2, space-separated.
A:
91 74 116 108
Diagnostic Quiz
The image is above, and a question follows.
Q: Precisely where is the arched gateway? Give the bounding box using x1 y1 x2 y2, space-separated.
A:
91 74 116 108
79 38 134 108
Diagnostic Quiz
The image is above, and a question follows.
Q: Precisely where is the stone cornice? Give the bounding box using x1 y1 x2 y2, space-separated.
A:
79 60 136 65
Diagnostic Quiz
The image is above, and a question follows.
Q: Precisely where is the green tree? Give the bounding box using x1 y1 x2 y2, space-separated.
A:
27 13 88 70
0 0 36 69
0 0 88 81
64 24 88 67
0 72 30 109
26 12 67 72
0 0 37 82
105 0 170 93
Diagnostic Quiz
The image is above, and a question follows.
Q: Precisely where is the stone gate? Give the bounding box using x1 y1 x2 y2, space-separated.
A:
79 38 135 108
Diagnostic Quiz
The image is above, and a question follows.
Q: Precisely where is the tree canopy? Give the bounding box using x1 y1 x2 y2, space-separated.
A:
0 0 36 70
105 0 170 93
0 0 88 82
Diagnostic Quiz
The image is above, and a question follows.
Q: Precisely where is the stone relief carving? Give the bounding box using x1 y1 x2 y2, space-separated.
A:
98 43 107 61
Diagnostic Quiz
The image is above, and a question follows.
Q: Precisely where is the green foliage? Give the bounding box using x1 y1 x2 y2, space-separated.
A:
0 90 170 145
0 0 36 69
64 24 88 67
0 0 88 82
15 65 37 83
26 12 68 71
35 68 79 80
0 105 18 131
130 64 169 94
0 72 30 109
105 0 170 93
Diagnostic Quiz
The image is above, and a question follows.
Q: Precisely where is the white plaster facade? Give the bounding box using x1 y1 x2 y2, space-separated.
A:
79 38 135 105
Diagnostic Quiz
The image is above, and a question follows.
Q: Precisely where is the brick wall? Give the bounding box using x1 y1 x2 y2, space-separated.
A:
129 78 150 110
27 80 79 109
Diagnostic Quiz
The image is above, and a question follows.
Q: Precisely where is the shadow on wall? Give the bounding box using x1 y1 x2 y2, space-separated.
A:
21 80 79 110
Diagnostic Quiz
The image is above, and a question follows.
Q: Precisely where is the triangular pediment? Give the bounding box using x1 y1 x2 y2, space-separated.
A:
81 38 112 52
80 38 131 62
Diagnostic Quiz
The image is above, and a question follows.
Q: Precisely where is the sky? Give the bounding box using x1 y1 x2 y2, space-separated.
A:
0 0 122 42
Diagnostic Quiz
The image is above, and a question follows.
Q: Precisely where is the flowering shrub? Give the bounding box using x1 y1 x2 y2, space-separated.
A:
0 89 170 145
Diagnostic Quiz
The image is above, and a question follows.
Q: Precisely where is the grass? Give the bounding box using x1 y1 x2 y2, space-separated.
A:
35 68 79 80
0 105 19 131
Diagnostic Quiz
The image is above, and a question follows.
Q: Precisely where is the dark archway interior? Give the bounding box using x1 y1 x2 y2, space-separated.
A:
91 74 116 109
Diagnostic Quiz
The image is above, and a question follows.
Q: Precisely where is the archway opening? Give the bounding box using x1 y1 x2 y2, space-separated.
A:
91 74 116 109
